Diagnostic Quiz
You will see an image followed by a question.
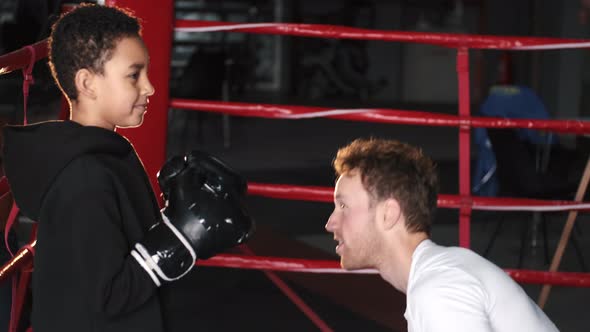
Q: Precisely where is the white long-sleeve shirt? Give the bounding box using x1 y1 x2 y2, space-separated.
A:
404 240 558 332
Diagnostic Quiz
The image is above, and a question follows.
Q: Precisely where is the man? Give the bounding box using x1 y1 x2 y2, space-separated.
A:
325 138 558 332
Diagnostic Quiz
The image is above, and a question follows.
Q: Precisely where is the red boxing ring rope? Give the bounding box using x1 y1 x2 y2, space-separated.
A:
246 182 590 212
1 243 589 289
171 98 590 134
175 20 590 50
199 254 590 288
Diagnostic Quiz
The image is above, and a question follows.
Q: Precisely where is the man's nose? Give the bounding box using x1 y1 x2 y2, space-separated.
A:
325 212 337 232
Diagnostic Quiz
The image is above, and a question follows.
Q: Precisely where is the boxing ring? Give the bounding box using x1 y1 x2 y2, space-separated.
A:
2 1 590 330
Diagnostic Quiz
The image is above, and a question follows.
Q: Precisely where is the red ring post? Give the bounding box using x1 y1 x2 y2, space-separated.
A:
106 0 173 206
457 48 471 248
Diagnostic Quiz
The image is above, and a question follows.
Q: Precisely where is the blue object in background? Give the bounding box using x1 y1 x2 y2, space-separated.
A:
472 85 557 196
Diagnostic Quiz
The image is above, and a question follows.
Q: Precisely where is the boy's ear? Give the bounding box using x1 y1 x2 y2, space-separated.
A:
381 198 401 230
74 68 97 99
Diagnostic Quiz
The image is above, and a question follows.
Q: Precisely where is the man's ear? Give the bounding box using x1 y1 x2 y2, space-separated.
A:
74 68 97 99
381 198 401 230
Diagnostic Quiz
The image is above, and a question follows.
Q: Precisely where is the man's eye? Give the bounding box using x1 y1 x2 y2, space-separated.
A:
339 203 346 209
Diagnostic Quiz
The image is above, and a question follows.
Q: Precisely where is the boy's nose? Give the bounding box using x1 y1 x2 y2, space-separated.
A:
143 78 155 96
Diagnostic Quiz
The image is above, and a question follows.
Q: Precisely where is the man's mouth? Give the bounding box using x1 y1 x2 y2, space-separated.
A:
335 238 344 253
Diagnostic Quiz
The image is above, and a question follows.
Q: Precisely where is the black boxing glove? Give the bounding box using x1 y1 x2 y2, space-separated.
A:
130 151 255 286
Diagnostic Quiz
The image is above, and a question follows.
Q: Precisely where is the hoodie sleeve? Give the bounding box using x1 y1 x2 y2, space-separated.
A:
42 157 159 318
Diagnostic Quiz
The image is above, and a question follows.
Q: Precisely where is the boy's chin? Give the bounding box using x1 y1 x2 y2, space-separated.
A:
116 117 145 129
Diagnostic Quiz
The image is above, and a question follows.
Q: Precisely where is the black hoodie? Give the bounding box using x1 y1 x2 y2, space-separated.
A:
3 121 165 332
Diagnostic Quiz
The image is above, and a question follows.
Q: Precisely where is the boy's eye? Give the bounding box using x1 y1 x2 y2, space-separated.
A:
339 203 346 209
129 72 139 80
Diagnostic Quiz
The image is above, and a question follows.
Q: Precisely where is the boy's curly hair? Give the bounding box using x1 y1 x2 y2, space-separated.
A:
48 4 141 100
333 138 439 235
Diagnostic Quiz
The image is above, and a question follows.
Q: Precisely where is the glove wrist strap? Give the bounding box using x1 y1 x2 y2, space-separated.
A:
131 214 197 285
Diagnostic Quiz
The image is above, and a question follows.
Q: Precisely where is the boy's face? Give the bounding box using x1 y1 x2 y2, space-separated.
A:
92 36 154 130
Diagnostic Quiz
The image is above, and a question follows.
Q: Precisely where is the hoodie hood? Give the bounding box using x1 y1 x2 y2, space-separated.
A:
2 121 132 220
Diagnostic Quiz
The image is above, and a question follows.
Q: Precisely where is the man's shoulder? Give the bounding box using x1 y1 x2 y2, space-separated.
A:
410 261 486 304
413 263 476 288
415 242 493 275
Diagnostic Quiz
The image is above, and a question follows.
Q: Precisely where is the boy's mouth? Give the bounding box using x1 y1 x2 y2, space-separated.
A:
135 99 149 109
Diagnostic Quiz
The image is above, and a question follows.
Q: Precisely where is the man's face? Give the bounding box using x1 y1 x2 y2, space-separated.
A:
325 171 379 270
92 36 154 130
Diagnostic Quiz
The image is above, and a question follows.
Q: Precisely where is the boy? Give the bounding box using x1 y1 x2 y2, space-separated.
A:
2 4 253 332
325 138 558 331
